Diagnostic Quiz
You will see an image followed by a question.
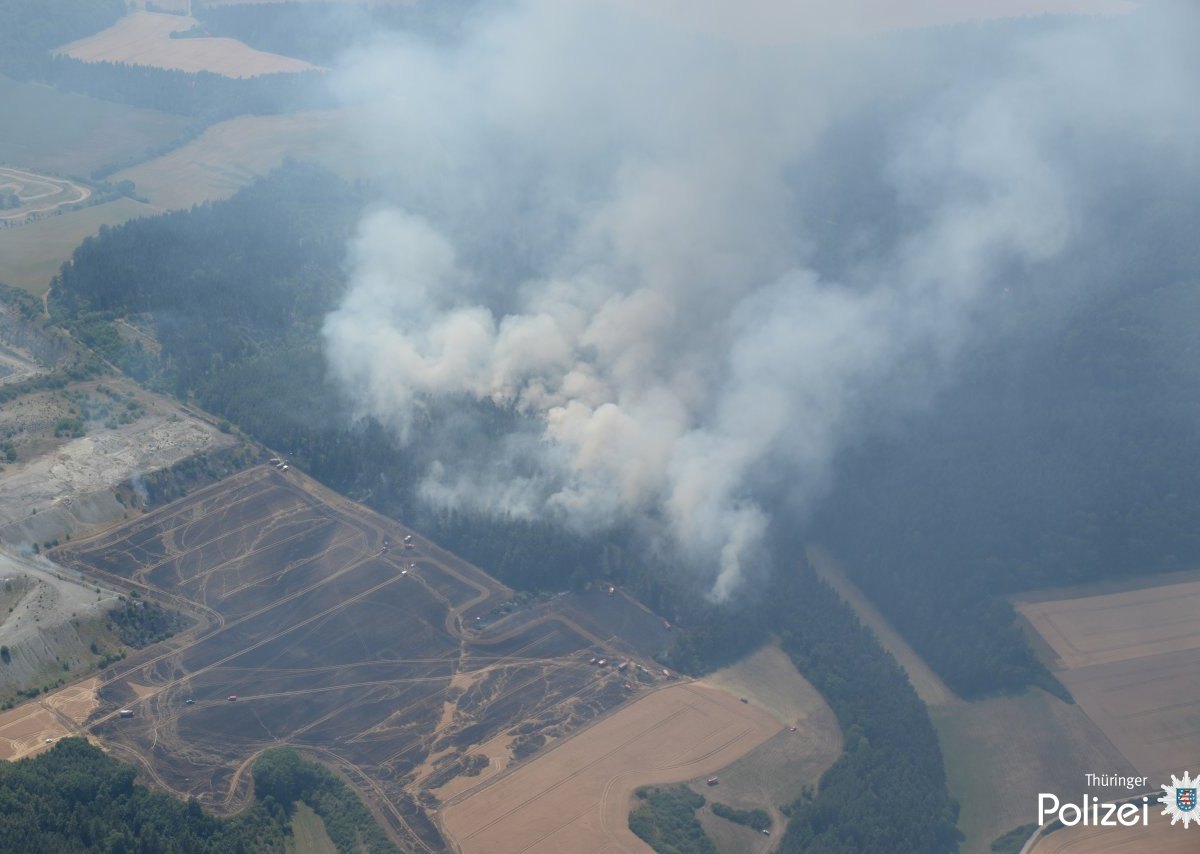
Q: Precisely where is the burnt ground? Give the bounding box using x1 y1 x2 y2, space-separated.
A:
49 466 673 852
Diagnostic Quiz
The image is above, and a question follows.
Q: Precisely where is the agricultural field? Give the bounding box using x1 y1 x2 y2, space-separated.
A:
809 545 1145 854
56 11 319 78
1017 577 1200 783
933 688 1136 854
688 645 841 853
0 74 191 178
289 802 338 854
50 466 674 852
440 682 780 854
0 678 100 761
0 198 161 295
111 108 369 211
1029 813 1193 853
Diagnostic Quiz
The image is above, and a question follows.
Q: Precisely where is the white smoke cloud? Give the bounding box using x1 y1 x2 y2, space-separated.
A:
322 0 1196 598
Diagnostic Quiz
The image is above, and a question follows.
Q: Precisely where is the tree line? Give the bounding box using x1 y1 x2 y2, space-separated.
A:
0 0 333 122
192 0 481 66
0 738 398 853
47 163 960 850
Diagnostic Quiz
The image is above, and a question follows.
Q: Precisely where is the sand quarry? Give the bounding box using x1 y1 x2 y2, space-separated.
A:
0 379 233 547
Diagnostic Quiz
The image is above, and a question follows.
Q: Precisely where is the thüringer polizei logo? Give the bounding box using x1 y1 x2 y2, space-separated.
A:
1160 771 1200 828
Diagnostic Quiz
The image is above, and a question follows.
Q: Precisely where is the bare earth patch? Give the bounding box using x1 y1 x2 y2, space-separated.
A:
56 11 318 78
44 677 101 725
0 377 233 547
0 678 98 761
440 682 780 854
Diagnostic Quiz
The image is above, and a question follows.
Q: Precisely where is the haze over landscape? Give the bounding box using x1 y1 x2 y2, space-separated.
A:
324 0 1197 599
0 1 1197 853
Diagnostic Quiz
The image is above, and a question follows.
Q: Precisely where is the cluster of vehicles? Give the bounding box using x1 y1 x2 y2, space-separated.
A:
118 695 233 719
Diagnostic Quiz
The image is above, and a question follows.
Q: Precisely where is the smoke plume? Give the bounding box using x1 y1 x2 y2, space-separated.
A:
322 0 1197 598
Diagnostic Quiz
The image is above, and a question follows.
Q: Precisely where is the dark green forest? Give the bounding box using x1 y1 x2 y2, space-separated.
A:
51 156 1200 699
812 182 1200 697
711 802 771 832
41 56 332 119
45 152 1200 849
252 748 398 854
0 739 397 853
770 557 958 852
49 160 960 851
626 551 964 854
0 738 288 853
628 786 716 854
106 598 187 649
0 0 124 75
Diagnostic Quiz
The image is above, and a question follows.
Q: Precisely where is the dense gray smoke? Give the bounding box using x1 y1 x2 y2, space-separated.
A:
323 0 1197 598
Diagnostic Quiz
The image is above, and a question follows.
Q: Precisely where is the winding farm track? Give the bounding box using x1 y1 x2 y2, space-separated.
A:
0 166 91 221
47 465 663 852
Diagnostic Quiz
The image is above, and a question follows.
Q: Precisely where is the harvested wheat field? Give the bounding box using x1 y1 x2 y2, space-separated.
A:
1029 815 1194 853
57 12 318 78
0 678 98 761
440 682 780 854
1019 579 1200 670
112 109 369 211
1018 578 1200 783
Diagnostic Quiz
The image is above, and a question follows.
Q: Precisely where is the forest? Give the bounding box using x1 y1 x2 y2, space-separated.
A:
48 161 960 851
0 738 288 853
813 172 1200 697
0 0 124 77
41 56 331 119
48 154 1200 848
628 786 716 854
52 156 1200 700
770 557 959 852
0 739 393 853
252 748 398 854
